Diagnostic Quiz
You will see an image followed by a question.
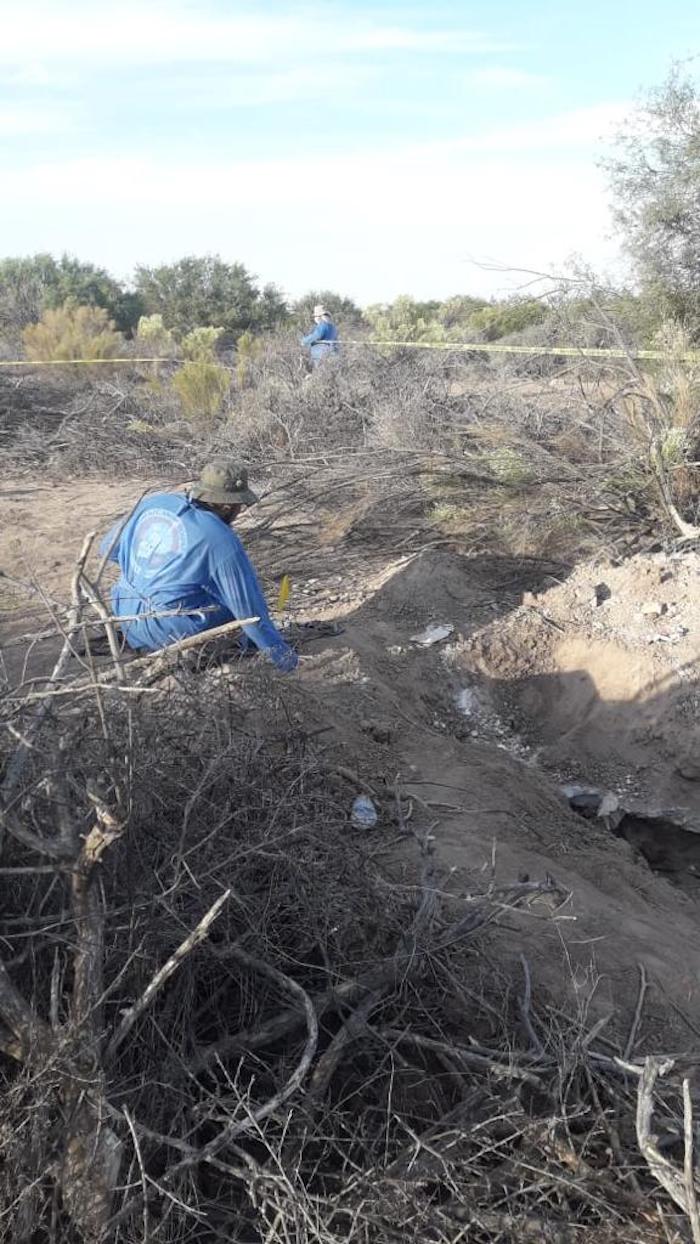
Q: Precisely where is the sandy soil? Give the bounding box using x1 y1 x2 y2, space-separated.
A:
4 473 700 1051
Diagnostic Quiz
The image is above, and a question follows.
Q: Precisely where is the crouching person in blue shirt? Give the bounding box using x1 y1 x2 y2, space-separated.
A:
100 461 298 672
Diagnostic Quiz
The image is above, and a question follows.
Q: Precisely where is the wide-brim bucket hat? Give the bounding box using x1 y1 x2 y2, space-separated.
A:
190 460 259 506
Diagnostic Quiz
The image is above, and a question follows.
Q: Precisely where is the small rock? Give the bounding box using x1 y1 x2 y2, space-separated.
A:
590 583 611 608
640 601 667 617
677 760 700 782
360 719 393 744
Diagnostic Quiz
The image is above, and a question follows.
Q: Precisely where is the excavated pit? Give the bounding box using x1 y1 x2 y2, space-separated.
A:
440 567 700 897
562 787 700 894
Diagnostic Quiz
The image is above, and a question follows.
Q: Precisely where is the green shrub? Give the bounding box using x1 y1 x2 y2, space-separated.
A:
235 330 262 387
181 325 224 362
22 300 123 362
364 295 448 344
173 360 230 421
483 445 535 486
467 298 547 342
135 314 178 358
0 253 144 334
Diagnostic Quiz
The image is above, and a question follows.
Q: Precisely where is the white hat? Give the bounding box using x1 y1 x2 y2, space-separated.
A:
313 304 328 317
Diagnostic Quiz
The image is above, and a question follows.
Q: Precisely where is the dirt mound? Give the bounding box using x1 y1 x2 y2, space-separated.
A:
243 544 700 1047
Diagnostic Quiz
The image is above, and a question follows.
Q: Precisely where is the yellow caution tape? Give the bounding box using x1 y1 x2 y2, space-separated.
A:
276 574 291 612
0 343 698 366
343 341 700 361
0 356 175 366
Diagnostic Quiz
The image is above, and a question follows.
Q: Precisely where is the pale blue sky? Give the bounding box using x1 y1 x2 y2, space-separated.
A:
2 0 699 301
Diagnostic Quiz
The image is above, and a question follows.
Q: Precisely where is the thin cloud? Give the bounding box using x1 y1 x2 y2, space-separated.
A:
0 102 75 134
0 4 625 300
156 64 372 110
452 103 629 152
468 66 549 89
0 2 513 66
1 133 617 301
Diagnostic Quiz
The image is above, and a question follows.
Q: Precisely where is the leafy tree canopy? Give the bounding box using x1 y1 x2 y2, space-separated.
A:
605 68 700 333
292 290 364 329
134 255 288 339
0 253 143 334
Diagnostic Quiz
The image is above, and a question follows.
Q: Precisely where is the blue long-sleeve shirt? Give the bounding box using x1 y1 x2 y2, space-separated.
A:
100 493 297 671
301 318 339 363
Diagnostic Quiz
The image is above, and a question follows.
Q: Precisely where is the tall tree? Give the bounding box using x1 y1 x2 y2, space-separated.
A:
292 290 364 330
0 254 142 334
605 69 700 331
134 255 288 338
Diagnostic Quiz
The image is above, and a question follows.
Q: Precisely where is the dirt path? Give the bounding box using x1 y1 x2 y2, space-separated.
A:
0 475 166 684
0 475 158 606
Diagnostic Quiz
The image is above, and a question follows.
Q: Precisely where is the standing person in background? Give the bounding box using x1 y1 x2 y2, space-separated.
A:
301 304 339 368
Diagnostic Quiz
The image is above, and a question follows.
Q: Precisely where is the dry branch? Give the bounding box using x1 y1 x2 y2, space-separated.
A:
624 961 649 1061
636 1056 700 1234
379 1026 547 1087
451 1207 574 1241
0 956 50 1060
684 1078 700 1244
162 944 318 1176
106 889 232 1064
191 879 564 1074
71 797 124 1034
78 571 126 684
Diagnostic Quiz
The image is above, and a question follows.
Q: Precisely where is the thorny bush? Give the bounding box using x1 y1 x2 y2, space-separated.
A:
0 662 696 1243
3 324 700 557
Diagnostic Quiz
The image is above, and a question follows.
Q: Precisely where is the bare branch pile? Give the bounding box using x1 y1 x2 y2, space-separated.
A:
0 635 697 1243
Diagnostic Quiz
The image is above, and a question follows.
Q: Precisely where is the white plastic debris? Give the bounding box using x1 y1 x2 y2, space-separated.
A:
455 688 478 716
597 792 620 819
351 795 378 830
648 625 689 645
411 624 454 647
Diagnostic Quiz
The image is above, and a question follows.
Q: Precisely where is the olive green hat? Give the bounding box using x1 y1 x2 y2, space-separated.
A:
190 460 259 507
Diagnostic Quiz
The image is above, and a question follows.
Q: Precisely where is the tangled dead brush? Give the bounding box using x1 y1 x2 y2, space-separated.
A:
5 334 700 562
1 617 700 1241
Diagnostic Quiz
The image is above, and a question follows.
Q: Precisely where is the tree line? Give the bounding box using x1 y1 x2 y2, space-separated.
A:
0 250 554 350
3 67 700 355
